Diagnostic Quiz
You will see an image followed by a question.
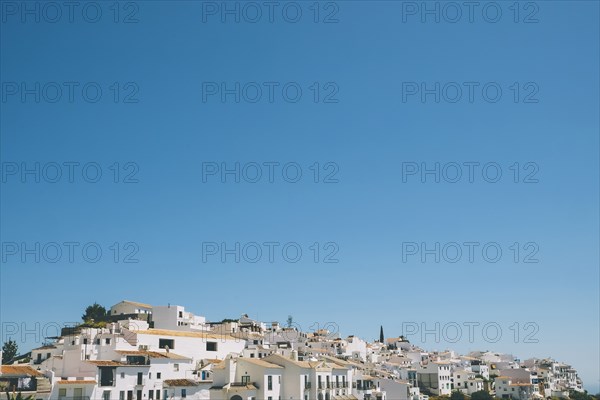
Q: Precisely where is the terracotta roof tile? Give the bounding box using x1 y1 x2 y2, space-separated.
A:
135 329 236 340
0 366 44 377
163 379 198 387
86 360 125 367
116 350 190 360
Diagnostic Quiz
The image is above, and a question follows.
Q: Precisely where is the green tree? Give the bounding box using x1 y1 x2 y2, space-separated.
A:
470 390 493 400
570 390 596 400
5 390 34 400
450 391 465 400
82 302 107 322
2 339 18 364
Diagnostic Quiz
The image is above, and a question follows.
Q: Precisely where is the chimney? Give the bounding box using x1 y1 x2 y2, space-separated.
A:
291 350 298 361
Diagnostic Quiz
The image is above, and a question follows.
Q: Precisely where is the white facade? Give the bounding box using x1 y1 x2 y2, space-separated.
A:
417 361 453 396
152 306 208 332
111 301 153 317
9 301 585 400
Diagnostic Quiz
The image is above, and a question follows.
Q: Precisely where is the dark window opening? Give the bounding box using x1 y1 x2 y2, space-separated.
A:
206 341 217 351
159 339 175 349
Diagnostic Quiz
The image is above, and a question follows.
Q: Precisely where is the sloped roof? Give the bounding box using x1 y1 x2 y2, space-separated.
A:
116 350 190 360
163 379 198 387
32 345 57 351
239 358 283 369
119 300 152 309
86 360 125 367
0 365 44 377
135 329 236 340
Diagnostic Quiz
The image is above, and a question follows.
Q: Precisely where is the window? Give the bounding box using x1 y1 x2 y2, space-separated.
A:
242 376 250 385
174 364 179 372
121 373 125 379
149 373 152 380
206 341 217 351
156 390 160 400
159 339 175 350
59 389 67 399
120 391 125 400
157 373 161 379
268 376 273 390
137 373 143 385
103 391 111 400
96 339 101 345
84 338 89 345
250 353 255 358
106 338 111 345
100 367 116 387
149 391 153 400
181 390 186 398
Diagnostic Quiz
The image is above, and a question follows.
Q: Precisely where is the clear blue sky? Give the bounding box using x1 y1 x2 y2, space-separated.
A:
1 0 598 393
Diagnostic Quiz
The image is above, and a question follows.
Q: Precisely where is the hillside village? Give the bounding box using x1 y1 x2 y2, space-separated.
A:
0 301 591 400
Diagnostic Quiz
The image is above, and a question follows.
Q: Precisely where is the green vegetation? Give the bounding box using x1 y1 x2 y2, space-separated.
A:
81 302 108 322
470 390 493 400
569 390 600 400
2 339 18 364
5 391 34 400
450 391 466 400
79 320 108 328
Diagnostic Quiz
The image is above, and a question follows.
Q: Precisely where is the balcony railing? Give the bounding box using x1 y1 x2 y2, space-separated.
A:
231 382 258 388
305 382 312 389
57 397 91 400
